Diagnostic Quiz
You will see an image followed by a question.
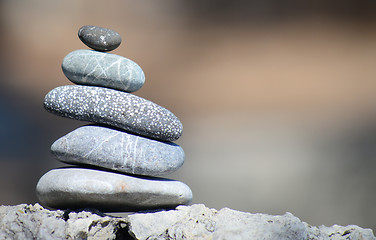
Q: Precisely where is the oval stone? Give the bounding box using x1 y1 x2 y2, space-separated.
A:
51 125 185 176
44 85 183 142
78 25 121 52
36 168 193 212
62 49 145 93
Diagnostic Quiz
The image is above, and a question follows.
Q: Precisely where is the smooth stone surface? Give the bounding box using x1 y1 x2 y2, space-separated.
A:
78 25 121 51
51 125 185 176
36 168 193 212
62 49 145 93
44 85 183 142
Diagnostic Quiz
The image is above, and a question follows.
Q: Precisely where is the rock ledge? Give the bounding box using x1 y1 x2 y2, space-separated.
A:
0 203 374 240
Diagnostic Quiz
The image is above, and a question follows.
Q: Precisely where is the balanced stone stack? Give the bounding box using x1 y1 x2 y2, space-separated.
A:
36 26 192 212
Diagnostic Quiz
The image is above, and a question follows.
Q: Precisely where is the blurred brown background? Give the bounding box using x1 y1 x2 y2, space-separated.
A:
0 0 376 231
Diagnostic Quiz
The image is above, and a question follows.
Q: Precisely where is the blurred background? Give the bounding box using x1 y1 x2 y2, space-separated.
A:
1 0 376 231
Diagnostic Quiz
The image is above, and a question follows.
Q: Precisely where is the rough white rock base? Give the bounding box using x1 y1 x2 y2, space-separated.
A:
0 203 374 240
0 204 127 239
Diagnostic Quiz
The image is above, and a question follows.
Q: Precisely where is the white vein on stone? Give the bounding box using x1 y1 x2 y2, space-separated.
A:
51 125 185 176
62 49 145 92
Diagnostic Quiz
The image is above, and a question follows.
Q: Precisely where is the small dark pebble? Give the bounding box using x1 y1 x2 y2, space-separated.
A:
78 25 122 52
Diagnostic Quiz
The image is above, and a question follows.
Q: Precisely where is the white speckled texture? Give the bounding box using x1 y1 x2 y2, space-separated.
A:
44 85 183 141
36 168 193 212
62 50 144 92
78 25 122 52
51 125 185 176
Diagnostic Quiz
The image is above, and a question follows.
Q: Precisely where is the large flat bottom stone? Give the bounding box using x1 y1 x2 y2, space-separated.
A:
36 168 192 212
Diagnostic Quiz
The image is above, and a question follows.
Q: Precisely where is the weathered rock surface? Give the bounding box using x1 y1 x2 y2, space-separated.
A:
0 203 375 240
51 125 185 176
44 85 183 141
36 168 192 212
78 25 122 52
62 49 144 92
0 203 126 240
128 204 376 240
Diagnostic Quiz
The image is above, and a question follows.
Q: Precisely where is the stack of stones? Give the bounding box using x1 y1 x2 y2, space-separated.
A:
36 25 192 212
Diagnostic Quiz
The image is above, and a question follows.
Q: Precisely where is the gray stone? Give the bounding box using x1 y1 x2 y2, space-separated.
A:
62 49 145 92
78 25 121 52
51 125 185 176
1 204 375 240
0 203 127 240
36 168 193 212
44 85 183 142
127 204 376 240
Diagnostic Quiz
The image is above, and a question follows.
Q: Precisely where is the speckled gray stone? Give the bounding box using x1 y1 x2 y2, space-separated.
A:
78 25 121 51
51 125 185 176
36 168 193 212
62 50 145 92
44 85 183 142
